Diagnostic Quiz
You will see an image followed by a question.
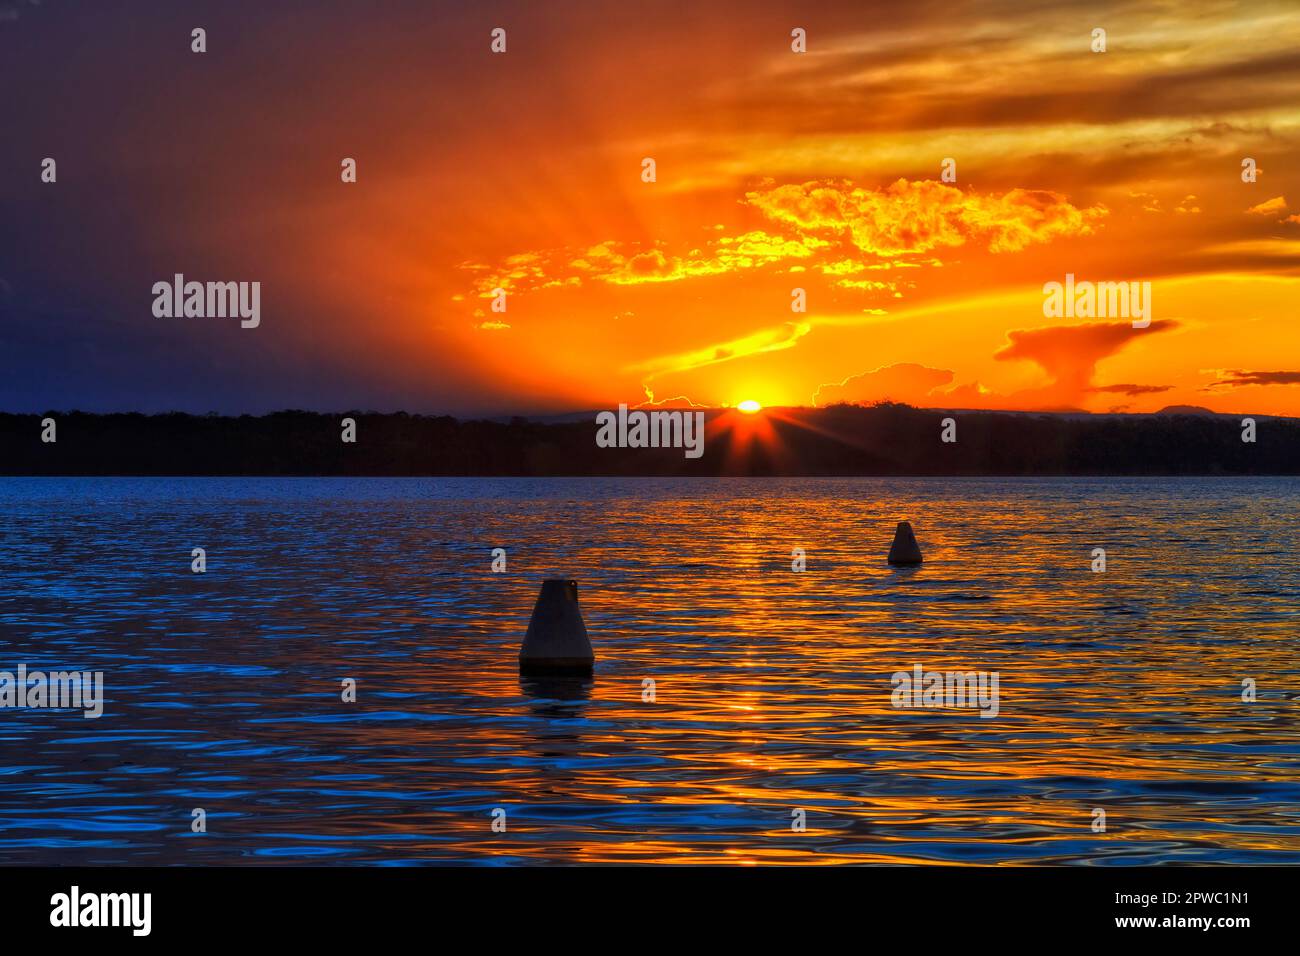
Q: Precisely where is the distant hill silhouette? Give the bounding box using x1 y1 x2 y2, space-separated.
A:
1 404 1296 476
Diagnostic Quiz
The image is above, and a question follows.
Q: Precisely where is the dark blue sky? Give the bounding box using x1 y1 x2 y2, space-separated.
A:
0 0 559 414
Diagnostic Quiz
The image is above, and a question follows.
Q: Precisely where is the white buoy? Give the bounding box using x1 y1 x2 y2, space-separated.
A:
887 521 923 565
519 579 595 675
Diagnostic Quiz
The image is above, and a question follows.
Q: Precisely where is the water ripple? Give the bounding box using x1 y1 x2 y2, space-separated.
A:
1 476 1297 864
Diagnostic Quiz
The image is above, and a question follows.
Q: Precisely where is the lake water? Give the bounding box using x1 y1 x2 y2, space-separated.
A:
1 476 1298 865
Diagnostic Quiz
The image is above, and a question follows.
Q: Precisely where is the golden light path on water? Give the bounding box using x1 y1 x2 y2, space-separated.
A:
1 476 1297 864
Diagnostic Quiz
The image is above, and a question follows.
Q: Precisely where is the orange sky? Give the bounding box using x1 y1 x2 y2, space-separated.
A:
4 0 1298 416
412 1 1300 416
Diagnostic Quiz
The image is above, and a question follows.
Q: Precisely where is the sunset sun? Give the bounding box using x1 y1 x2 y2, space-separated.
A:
737 400 762 414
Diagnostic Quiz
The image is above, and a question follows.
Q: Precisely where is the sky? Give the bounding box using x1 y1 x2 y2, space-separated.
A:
2 0 1299 416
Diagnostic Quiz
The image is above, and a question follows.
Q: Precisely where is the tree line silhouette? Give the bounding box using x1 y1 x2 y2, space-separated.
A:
1 404 1295 476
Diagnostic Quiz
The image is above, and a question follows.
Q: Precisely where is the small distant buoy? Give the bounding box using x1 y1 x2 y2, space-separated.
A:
887 521 923 565
519 579 595 675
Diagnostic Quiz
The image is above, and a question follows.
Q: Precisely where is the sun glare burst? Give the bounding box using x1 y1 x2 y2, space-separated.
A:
738 400 762 414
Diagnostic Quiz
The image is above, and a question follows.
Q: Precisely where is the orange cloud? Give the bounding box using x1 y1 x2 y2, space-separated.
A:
813 362 955 406
1246 196 1288 215
995 320 1179 409
1203 369 1300 390
461 229 833 297
745 178 1107 258
458 179 1103 304
600 231 830 286
634 393 708 408
1086 383 1175 396
629 320 813 384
